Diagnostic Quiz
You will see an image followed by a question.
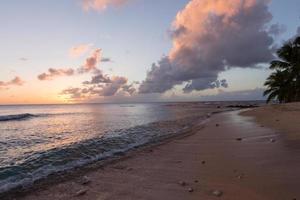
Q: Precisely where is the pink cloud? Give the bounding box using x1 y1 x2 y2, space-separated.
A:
82 0 130 11
38 68 75 81
69 44 93 58
139 0 275 94
78 48 102 73
38 48 103 81
61 73 136 100
0 76 25 89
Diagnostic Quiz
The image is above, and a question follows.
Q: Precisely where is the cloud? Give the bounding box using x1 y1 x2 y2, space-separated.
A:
296 26 300 37
83 73 112 84
122 83 136 95
60 87 86 99
82 0 130 11
69 44 93 58
0 76 25 89
199 88 266 101
98 76 128 96
8 76 25 86
78 48 102 73
139 0 275 94
19 57 28 61
183 79 228 93
38 68 75 81
101 57 112 62
61 72 136 100
268 23 286 36
38 48 103 81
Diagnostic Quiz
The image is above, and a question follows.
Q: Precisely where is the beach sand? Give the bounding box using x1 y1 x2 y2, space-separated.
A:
242 102 300 141
10 108 300 200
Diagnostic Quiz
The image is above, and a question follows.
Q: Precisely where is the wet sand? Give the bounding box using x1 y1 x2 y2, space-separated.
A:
12 109 300 200
242 102 300 141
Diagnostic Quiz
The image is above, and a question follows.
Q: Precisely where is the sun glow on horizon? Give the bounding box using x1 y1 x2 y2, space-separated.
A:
0 0 299 104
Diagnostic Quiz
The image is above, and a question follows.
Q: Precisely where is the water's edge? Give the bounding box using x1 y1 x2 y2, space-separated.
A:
0 108 239 199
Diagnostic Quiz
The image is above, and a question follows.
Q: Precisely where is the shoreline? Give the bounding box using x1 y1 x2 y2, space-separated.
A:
4 105 300 199
1 108 234 199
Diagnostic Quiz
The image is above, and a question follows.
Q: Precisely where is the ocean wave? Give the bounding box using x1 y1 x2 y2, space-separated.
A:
0 114 207 194
0 113 36 122
0 112 89 122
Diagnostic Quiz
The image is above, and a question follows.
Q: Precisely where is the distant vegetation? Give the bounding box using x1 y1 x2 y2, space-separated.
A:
264 36 300 103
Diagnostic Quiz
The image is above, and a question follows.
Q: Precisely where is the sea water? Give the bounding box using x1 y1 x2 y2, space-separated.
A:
0 102 224 193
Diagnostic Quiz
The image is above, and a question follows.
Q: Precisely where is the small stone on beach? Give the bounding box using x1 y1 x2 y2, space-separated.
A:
80 176 91 185
194 180 199 183
237 175 243 179
179 181 186 186
75 189 87 196
236 138 242 141
188 187 194 192
270 138 276 143
212 190 223 197
201 161 206 164
216 124 220 127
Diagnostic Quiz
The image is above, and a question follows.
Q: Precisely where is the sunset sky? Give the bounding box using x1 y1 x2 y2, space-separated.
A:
0 0 299 104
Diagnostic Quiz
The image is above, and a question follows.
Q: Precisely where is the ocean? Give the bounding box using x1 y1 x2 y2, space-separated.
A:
0 102 231 193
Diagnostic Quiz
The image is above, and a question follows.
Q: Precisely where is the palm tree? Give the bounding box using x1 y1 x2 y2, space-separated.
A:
264 36 300 103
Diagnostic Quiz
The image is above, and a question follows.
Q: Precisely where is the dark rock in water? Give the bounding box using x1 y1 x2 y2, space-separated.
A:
75 189 88 196
188 187 194 192
194 180 199 183
216 124 220 127
212 190 223 197
201 161 206 164
236 138 243 141
179 181 186 186
226 104 258 109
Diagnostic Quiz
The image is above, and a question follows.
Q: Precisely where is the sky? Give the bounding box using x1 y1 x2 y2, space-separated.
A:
0 0 299 104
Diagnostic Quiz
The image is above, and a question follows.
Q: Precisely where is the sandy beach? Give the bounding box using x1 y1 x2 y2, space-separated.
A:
5 105 300 200
242 103 300 141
